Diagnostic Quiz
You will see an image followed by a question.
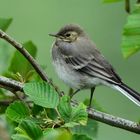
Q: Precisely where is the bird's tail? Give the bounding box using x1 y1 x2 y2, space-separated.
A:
113 83 140 106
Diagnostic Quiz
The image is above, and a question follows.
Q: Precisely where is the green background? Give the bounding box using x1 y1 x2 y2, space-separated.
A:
0 0 140 139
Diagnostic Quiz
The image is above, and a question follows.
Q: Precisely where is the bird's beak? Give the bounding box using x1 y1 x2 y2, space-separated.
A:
49 33 59 38
49 33 64 39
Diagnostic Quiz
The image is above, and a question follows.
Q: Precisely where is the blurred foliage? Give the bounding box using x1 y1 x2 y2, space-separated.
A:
0 18 12 31
71 119 98 140
12 119 43 140
0 41 12 74
43 128 72 140
103 0 123 3
7 41 37 82
6 101 30 123
121 4 140 58
0 18 13 74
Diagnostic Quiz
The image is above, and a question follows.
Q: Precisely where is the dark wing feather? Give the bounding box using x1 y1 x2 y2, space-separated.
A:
56 39 122 84
62 53 121 84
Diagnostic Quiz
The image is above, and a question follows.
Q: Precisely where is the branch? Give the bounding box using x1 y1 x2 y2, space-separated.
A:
0 76 140 134
88 109 140 134
0 76 23 91
0 30 140 134
0 29 63 96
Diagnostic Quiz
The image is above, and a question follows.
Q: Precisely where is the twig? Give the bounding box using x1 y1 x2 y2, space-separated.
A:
0 76 140 134
125 0 130 13
88 109 140 134
0 100 13 106
0 30 140 134
0 30 49 82
13 91 25 102
0 29 63 96
0 76 23 91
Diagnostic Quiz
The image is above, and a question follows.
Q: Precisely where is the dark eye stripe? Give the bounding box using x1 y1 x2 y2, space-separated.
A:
65 33 71 37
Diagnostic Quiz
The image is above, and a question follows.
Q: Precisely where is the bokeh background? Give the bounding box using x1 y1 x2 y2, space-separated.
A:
0 0 140 139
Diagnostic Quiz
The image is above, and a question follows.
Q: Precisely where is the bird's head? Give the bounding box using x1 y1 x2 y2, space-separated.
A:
49 24 85 43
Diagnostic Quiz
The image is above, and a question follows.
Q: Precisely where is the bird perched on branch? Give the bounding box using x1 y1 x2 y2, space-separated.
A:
50 24 140 107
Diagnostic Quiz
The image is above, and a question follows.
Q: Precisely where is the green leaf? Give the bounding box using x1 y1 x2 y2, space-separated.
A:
12 134 31 140
72 134 92 140
71 103 87 125
15 119 43 140
43 128 72 140
71 119 98 139
58 96 88 126
0 105 7 114
57 96 72 122
0 40 13 73
0 88 5 96
32 104 44 116
23 82 59 108
0 18 12 31
121 4 140 58
8 41 37 81
6 101 30 122
46 108 58 120
103 0 123 3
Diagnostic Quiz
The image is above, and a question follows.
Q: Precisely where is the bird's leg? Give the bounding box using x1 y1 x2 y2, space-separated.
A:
69 89 80 99
68 88 74 96
89 87 95 108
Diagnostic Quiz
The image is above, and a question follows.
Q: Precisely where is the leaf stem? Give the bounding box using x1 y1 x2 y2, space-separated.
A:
137 0 140 3
125 0 130 13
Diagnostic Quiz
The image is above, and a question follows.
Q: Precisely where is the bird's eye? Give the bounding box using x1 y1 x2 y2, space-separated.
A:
65 33 71 37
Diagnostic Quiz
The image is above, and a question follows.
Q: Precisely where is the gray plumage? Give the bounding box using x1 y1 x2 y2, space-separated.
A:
50 24 140 106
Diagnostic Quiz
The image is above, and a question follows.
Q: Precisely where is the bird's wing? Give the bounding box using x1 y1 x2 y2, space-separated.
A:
59 47 122 84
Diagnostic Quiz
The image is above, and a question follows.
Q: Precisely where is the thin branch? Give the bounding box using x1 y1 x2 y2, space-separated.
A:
0 100 13 106
0 31 49 82
0 76 23 91
125 0 130 13
0 30 140 134
0 29 63 96
0 76 140 134
88 109 140 134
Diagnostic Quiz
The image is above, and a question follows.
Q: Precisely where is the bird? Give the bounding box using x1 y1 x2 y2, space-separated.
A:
49 24 140 107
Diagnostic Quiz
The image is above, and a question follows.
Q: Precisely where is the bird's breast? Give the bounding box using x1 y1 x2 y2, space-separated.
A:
51 44 104 89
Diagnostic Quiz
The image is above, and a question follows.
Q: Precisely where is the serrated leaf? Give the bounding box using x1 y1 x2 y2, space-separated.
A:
58 96 88 126
8 41 37 81
71 119 98 140
121 4 140 58
12 134 31 140
43 128 72 140
57 96 72 122
103 0 123 3
23 82 59 108
15 119 43 140
6 101 30 122
0 18 12 31
71 103 87 125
